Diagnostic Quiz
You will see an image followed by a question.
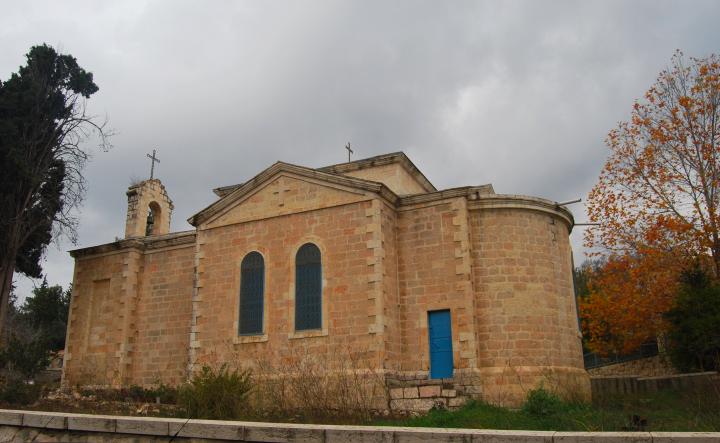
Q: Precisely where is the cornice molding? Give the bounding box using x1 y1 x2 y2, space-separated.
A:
69 230 196 259
398 184 494 207
468 194 575 230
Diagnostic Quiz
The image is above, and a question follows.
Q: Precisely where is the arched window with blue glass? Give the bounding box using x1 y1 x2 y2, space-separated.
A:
239 251 264 335
295 243 322 331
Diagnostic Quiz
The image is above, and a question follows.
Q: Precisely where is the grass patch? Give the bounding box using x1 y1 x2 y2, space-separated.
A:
378 388 720 432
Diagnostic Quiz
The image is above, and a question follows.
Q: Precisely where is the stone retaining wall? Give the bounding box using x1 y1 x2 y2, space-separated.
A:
591 371 719 398
385 369 482 413
588 355 678 377
388 379 468 412
0 410 718 443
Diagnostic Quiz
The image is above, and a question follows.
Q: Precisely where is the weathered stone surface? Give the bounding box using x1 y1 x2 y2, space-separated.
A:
325 425 394 443
22 411 67 429
472 430 554 443
2 411 720 443
0 410 23 426
553 432 652 443
403 387 419 399
442 389 457 397
243 422 324 443
174 419 243 440
390 398 437 412
394 428 476 443
418 385 441 398
115 416 169 436
67 414 116 432
650 432 720 443
390 388 404 400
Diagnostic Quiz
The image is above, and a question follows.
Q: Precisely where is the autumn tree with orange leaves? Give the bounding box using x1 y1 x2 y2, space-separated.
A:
581 51 720 356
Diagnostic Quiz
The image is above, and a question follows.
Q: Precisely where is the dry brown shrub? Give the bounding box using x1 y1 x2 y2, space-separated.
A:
249 345 389 422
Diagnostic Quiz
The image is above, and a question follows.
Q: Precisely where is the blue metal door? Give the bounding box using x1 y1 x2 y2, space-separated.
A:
428 310 453 379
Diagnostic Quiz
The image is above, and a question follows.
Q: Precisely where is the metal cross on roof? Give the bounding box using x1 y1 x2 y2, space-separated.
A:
146 149 160 179
345 142 353 162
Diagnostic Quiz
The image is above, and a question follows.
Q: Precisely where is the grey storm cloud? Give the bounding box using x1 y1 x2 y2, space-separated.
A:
2 0 719 297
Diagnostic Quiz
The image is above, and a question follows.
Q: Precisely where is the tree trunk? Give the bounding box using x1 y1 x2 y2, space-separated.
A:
0 256 16 344
713 240 720 280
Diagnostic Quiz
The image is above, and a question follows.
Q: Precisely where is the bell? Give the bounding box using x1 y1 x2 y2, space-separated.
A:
145 209 155 236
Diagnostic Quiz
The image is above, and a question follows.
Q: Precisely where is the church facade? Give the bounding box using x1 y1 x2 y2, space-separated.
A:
63 152 590 406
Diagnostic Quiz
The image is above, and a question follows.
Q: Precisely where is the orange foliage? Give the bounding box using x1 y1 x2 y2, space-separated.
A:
583 51 720 355
579 251 683 356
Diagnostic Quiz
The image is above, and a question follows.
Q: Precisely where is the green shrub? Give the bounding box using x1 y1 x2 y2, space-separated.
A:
149 383 179 404
0 334 49 379
665 269 720 372
522 387 564 417
178 364 252 420
0 382 42 405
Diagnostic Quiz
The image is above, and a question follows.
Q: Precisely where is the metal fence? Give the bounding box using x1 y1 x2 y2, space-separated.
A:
583 341 659 369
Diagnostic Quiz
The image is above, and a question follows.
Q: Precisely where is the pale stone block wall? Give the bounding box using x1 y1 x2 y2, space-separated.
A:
469 207 590 405
64 251 133 386
130 245 194 385
64 241 194 387
396 197 477 374
380 203 401 367
192 199 385 372
343 163 428 195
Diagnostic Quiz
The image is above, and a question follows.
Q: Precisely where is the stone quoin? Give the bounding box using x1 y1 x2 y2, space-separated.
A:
63 152 590 408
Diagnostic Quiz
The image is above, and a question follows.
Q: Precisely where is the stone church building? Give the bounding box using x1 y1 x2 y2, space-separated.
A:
63 152 590 406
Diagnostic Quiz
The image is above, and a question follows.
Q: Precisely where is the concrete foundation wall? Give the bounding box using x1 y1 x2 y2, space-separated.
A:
0 410 717 443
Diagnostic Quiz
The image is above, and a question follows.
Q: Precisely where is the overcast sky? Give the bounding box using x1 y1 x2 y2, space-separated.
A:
3 1 719 297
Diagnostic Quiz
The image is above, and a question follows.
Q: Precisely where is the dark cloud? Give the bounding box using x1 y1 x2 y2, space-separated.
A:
2 0 718 296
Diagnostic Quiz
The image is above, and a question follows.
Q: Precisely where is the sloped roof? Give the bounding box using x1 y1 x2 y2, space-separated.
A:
212 151 435 198
317 152 436 193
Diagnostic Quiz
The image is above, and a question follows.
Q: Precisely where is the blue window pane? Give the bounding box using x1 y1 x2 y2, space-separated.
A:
239 251 264 335
295 243 322 331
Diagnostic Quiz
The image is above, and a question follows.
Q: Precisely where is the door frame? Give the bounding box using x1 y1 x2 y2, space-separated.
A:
427 309 454 379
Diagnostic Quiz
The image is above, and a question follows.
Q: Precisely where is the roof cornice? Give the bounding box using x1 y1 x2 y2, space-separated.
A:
467 194 575 231
69 230 196 259
398 184 494 207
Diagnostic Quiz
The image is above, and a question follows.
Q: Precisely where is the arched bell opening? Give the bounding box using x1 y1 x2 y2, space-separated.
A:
145 201 162 236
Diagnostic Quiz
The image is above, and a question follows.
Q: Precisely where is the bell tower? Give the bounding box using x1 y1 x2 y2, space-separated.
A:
125 179 173 238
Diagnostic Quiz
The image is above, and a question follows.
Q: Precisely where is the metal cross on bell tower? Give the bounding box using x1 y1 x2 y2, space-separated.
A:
345 142 354 162
146 149 160 179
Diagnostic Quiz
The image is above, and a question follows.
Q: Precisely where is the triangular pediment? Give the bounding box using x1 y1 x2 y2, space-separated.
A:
189 162 398 228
